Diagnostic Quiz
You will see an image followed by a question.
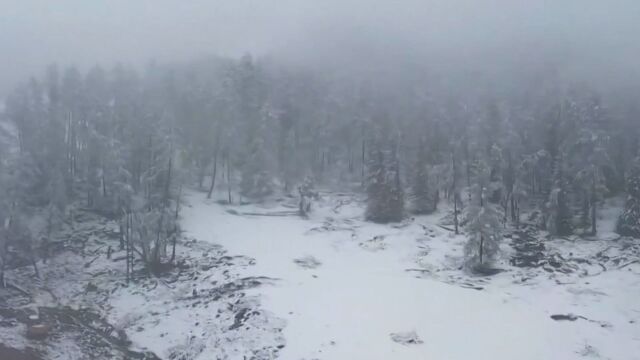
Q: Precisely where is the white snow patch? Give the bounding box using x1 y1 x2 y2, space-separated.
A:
182 190 640 359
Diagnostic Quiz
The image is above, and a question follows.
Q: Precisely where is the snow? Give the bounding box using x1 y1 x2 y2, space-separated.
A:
2 190 637 359
181 190 640 360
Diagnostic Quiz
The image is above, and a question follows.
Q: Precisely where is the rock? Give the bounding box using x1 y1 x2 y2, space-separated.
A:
86 282 98 292
293 255 322 269
27 324 50 339
550 314 578 321
390 331 423 345
471 263 504 276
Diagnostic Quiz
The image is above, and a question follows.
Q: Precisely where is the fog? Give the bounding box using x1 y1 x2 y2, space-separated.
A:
2 0 640 97
2 2 640 359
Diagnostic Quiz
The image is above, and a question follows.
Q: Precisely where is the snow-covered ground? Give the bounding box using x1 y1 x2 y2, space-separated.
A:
1 190 638 359
181 191 640 360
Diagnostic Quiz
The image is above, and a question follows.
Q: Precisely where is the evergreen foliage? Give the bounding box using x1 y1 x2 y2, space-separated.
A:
365 143 404 223
617 158 640 237
464 160 503 270
411 140 438 214
0 54 639 278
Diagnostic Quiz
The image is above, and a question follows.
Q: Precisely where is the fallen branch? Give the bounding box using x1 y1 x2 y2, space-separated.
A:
596 245 615 257
550 313 611 328
5 281 31 298
618 260 639 269
597 263 607 272
111 255 127 262
241 211 299 217
84 255 101 268
405 268 431 273
437 224 455 233
332 200 346 213
158 278 175 289
551 314 579 321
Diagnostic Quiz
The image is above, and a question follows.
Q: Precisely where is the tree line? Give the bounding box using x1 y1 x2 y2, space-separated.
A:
1 54 639 279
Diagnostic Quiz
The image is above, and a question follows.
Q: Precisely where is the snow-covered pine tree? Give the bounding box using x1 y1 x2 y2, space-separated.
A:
411 140 437 214
546 156 573 236
44 168 68 260
388 147 405 220
464 159 503 271
234 55 274 201
240 135 274 200
565 91 610 235
617 157 640 237
366 148 387 222
365 142 404 223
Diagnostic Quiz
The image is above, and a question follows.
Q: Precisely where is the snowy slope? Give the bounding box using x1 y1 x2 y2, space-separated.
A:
181 190 640 360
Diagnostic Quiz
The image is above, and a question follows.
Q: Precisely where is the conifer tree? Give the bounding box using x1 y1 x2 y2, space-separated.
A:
617 158 640 237
546 157 573 236
411 140 437 214
365 142 404 223
464 159 503 271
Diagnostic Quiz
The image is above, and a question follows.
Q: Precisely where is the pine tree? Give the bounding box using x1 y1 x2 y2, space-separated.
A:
546 157 573 236
365 143 404 223
240 136 274 200
566 91 610 235
617 158 640 237
464 159 503 271
388 148 405 220
365 148 387 222
411 140 437 214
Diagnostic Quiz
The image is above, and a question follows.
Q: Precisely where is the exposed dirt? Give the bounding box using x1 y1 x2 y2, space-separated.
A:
0 343 43 360
0 207 285 360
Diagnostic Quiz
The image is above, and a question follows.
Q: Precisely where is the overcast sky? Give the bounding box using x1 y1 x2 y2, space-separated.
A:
1 0 639 97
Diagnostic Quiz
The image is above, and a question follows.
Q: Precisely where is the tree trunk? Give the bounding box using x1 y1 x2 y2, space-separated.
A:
361 139 366 187
102 171 107 197
154 156 173 267
125 212 130 284
207 148 219 199
348 142 354 173
515 199 520 229
453 195 459 235
479 235 484 265
531 169 535 195
452 152 459 234
464 142 471 188
31 256 39 278
225 151 232 204
591 171 597 235
582 190 590 228
119 221 124 250
479 187 485 264
171 185 182 263
198 168 205 190
0 265 4 288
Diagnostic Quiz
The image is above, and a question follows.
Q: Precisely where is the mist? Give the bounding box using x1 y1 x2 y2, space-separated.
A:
2 0 640 97
1 2 640 360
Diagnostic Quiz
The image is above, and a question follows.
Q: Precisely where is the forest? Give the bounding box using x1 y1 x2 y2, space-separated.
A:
1 55 638 277
1 2 640 358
